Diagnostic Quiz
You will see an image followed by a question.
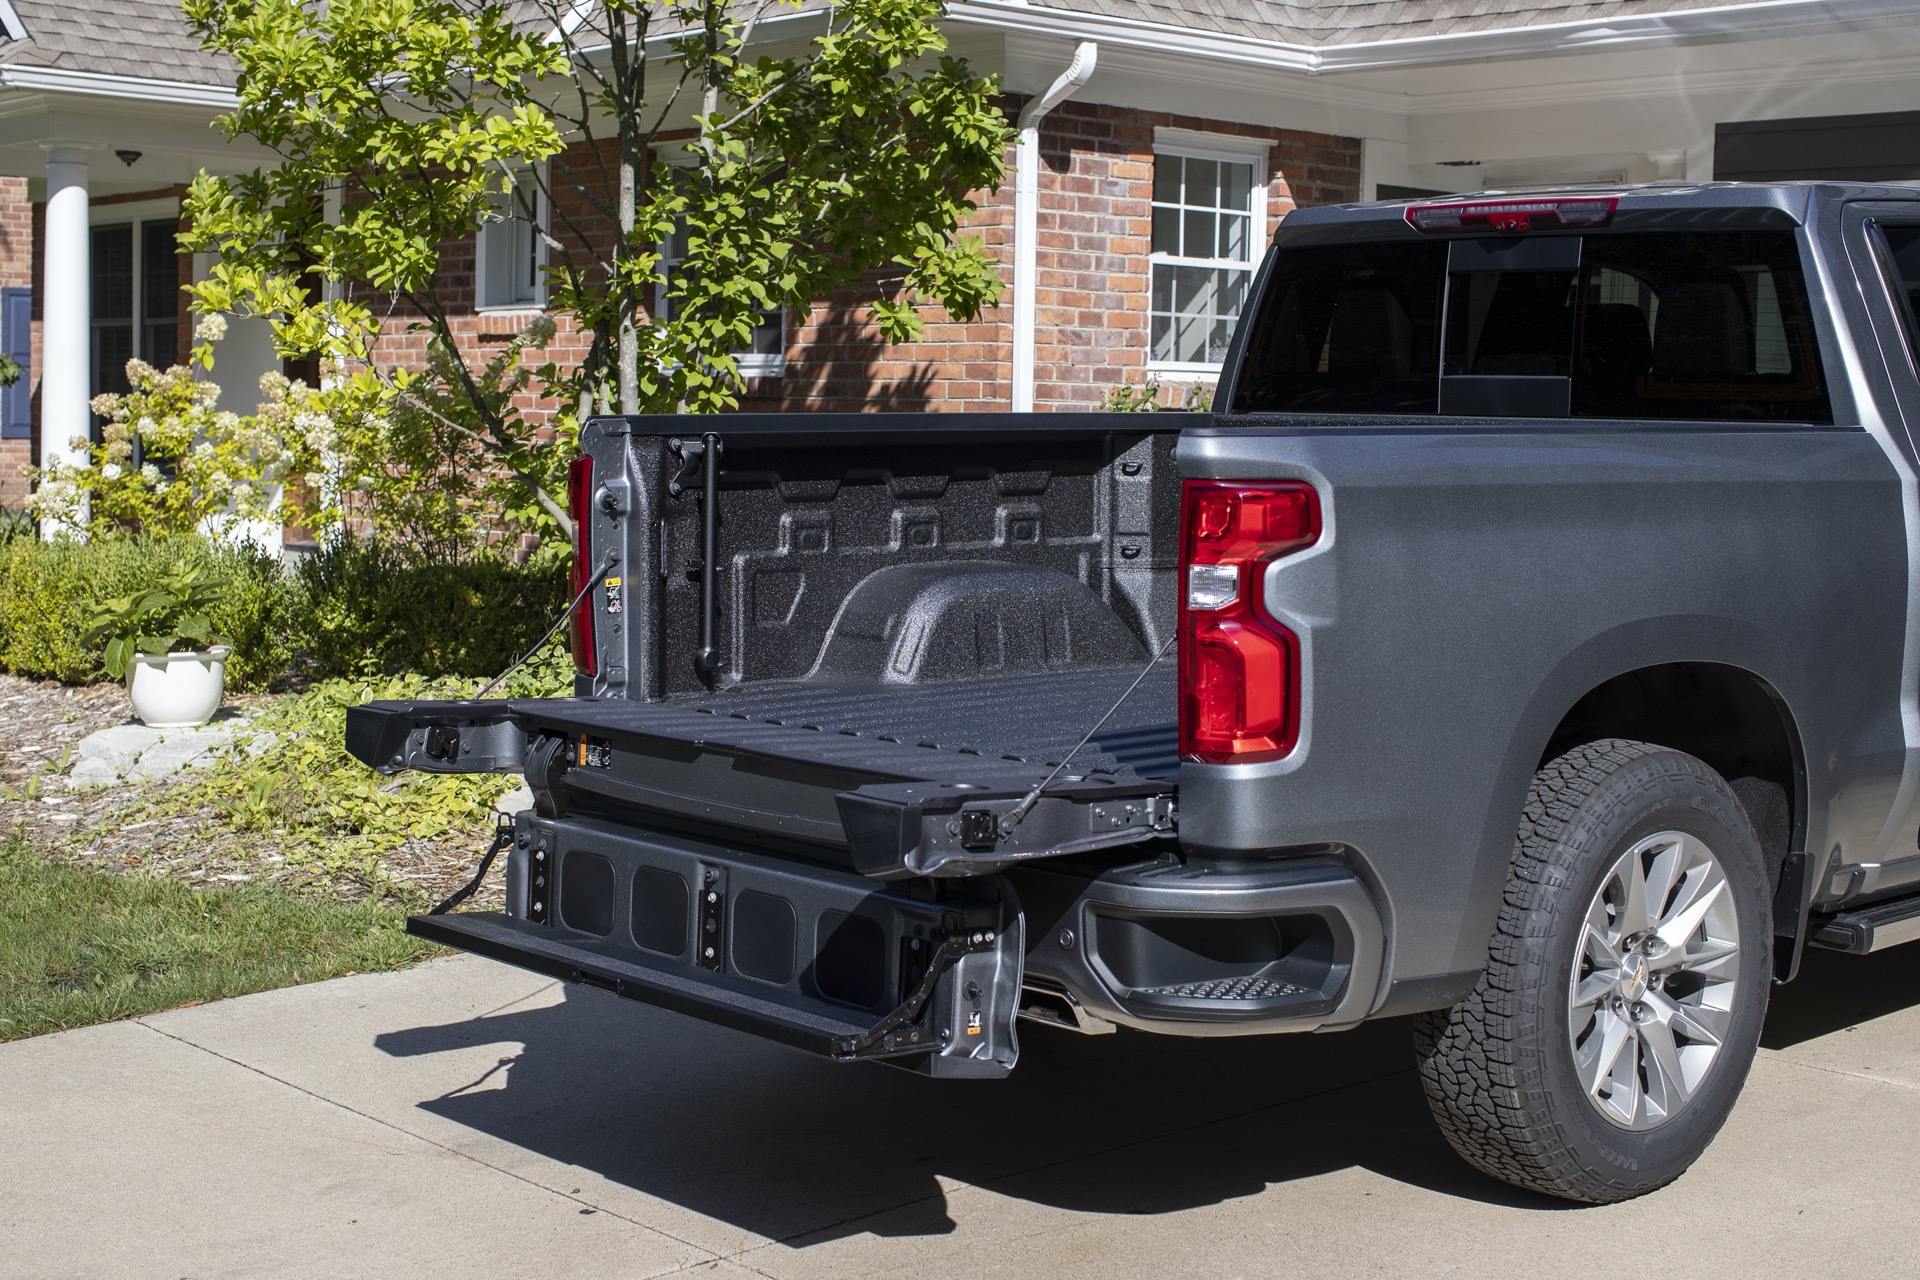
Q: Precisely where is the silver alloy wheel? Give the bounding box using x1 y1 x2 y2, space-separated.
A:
1568 829 1741 1132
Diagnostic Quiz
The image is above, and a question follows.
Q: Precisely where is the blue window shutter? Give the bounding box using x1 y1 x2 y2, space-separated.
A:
1 287 29 440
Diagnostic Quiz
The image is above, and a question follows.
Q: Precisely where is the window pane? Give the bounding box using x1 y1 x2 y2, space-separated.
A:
1173 315 1207 363
1151 206 1179 256
92 224 132 322
1173 264 1215 316
1151 262 1254 366
1444 270 1576 378
479 173 540 307
1883 226 1920 354
1184 158 1218 208
1574 232 1829 421
1183 210 1215 260
1220 211 1250 262
1228 239 1448 412
1153 155 1181 204
1221 162 1253 212
749 312 784 358
141 219 178 324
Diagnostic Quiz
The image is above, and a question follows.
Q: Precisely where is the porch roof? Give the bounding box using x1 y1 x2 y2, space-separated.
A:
0 0 235 88
1038 0 1773 48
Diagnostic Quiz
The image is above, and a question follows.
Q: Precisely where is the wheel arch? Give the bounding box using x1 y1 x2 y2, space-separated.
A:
1538 661 1807 876
1460 620 1812 993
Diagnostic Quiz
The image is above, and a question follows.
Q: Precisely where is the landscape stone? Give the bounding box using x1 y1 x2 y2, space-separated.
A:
65 757 122 791
128 737 219 781
493 783 534 815
74 723 164 773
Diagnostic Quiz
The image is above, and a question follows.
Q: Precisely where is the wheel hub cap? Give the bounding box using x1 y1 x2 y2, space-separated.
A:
1618 952 1649 1003
1567 829 1741 1132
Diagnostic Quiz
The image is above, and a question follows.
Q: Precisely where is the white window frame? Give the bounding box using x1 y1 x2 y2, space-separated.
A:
654 151 786 378
1147 129 1269 376
474 162 548 314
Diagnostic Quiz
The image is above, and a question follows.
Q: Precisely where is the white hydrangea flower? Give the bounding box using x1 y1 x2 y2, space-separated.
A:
193 313 229 343
140 463 161 485
100 463 123 481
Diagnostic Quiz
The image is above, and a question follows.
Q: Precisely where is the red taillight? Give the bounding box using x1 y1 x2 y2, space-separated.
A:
567 455 597 678
1178 481 1320 765
1404 196 1616 235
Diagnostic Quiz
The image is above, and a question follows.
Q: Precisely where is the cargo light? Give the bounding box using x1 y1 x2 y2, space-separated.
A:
1178 481 1320 765
567 455 597 678
1404 196 1616 235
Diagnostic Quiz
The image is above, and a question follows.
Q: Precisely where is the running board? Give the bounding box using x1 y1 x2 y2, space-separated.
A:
1808 893 1920 954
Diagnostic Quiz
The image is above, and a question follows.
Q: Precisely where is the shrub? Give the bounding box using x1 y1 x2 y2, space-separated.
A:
0 536 296 691
24 359 311 539
293 540 570 680
173 643 569 891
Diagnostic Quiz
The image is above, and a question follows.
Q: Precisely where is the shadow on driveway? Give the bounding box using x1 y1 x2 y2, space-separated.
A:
372 940 1920 1242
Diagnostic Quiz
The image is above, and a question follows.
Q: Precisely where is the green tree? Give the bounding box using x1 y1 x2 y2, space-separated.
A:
181 0 1012 544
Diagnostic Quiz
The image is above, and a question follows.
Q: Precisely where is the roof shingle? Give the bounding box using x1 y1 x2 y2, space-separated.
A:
0 0 235 86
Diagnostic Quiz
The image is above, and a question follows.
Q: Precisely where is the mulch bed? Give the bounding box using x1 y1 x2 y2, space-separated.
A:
2 674 502 909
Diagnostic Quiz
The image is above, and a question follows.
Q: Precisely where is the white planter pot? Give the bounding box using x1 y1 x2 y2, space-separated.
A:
125 647 229 728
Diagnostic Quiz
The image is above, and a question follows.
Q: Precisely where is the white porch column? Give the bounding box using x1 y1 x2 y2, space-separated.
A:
41 144 91 533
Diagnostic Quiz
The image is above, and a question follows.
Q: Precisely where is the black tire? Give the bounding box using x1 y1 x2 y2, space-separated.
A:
1414 739 1772 1204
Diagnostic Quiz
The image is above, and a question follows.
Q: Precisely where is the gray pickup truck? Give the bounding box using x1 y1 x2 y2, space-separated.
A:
348 181 1920 1204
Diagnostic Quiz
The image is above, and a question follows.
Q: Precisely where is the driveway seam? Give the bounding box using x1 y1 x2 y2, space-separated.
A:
131 1017 725 1270
1756 1047 1919 1091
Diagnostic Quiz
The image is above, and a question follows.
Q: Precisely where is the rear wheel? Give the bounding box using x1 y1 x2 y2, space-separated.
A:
1414 739 1771 1203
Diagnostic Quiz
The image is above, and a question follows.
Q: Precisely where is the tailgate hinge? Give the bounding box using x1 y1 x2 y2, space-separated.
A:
833 928 1001 1061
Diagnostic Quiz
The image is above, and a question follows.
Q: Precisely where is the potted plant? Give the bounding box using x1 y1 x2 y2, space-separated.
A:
83 566 231 728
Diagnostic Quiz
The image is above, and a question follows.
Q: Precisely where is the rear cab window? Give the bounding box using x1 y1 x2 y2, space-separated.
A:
1230 226 1832 423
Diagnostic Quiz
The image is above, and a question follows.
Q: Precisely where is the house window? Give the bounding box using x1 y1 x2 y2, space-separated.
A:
90 216 180 430
658 216 785 376
1150 148 1262 368
476 167 545 311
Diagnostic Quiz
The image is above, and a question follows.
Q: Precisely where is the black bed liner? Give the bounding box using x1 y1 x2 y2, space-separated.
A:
349 665 1178 880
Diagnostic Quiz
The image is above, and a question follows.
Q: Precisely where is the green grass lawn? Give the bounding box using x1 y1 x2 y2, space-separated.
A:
0 831 438 1041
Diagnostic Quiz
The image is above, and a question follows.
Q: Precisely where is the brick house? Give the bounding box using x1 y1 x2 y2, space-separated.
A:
6 0 1920 526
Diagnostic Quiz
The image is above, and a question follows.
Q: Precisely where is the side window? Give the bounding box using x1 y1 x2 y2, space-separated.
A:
1573 233 1829 422
657 217 787 377
1227 240 1447 414
1150 149 1261 368
1876 224 1920 370
476 166 545 311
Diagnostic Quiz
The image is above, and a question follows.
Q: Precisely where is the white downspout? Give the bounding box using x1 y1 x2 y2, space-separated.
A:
1011 41 1096 413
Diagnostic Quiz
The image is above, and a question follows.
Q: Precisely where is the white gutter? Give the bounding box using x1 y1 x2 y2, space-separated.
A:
1011 41 1095 414
0 65 238 109
948 0 1920 73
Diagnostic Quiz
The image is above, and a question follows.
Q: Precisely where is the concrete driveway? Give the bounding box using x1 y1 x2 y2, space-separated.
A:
5 942 1920 1280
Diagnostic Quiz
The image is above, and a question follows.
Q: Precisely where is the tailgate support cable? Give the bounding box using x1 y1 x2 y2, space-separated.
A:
428 814 515 916
473 554 617 699
997 632 1176 839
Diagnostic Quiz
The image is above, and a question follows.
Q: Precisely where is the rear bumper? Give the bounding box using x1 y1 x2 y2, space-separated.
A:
1018 854 1387 1036
421 809 1387 1074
